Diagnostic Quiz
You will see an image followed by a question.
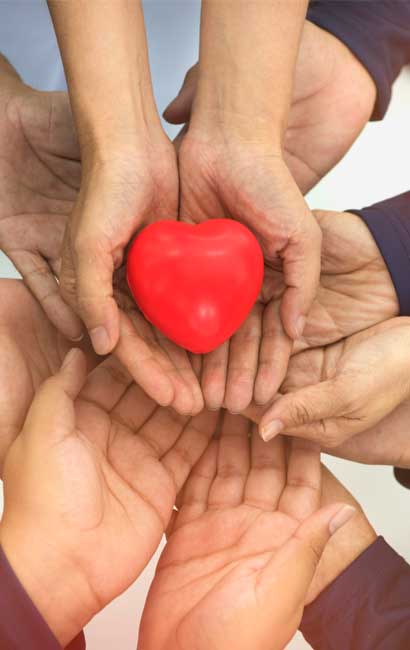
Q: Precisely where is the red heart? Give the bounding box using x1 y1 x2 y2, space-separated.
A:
126 219 264 354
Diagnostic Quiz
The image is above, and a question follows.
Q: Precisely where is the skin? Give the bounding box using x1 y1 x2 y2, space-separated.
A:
0 59 203 416
0 349 219 646
166 20 376 412
165 21 376 196
138 418 355 650
176 0 322 419
190 208 398 414
0 55 82 339
46 1 206 414
257 317 410 456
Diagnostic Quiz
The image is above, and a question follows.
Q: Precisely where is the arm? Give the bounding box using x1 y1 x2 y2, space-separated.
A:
47 0 161 158
349 191 410 316
0 546 85 650
301 538 410 650
46 1 201 415
192 0 308 145
307 0 410 120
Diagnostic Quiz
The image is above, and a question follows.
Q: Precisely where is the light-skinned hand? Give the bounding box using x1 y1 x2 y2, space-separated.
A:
0 279 97 473
138 415 355 650
0 73 83 339
258 318 410 450
0 349 218 646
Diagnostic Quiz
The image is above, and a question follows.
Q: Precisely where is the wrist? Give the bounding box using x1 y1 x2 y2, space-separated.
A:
190 79 284 150
0 524 98 646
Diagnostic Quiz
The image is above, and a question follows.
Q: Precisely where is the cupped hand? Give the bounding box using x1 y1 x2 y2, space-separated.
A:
0 349 219 646
59 131 205 414
192 207 398 414
139 415 354 650
0 83 83 339
258 317 410 450
164 21 376 196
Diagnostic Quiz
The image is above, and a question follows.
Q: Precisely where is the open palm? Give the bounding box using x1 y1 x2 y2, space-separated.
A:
1 349 219 639
139 414 350 650
0 87 83 338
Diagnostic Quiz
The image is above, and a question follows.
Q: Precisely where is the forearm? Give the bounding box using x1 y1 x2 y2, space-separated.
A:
192 0 308 146
0 543 86 650
301 538 410 650
47 0 162 161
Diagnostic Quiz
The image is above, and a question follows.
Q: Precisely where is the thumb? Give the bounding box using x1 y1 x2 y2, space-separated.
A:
259 378 347 442
258 503 356 602
163 64 199 124
22 348 87 445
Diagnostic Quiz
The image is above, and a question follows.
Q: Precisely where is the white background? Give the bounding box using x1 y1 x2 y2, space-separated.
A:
0 2 409 649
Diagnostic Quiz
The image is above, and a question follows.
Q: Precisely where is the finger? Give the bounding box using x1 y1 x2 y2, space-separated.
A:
23 348 86 444
254 299 293 405
279 438 321 521
115 311 175 408
10 250 83 341
155 330 204 415
224 306 261 414
61 229 119 354
80 354 133 411
162 409 219 494
201 341 229 410
172 440 218 532
257 503 356 602
208 412 251 509
280 220 321 341
163 64 198 124
259 378 347 443
244 427 286 510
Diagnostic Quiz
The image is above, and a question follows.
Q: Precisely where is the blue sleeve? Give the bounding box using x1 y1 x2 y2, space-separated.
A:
307 0 410 120
0 545 85 650
300 537 410 649
349 191 410 317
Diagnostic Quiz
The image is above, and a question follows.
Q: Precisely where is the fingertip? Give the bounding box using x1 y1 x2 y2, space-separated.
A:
329 504 356 535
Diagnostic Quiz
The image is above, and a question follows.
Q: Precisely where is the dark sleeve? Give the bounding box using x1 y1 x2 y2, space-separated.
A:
349 191 410 317
0 545 85 650
307 1 410 120
300 537 410 650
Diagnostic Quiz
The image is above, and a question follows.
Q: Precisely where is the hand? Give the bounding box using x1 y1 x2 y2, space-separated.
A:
0 349 219 646
165 21 376 195
139 415 355 650
0 76 83 339
258 318 410 451
307 465 376 603
189 205 398 413
0 279 97 473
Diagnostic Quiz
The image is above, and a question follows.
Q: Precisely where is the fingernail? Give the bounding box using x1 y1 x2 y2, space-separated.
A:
89 326 111 355
329 505 356 535
70 332 84 342
296 316 306 339
62 348 79 369
260 419 284 442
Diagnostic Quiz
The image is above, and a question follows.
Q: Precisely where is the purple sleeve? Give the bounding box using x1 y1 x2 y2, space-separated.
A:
349 191 410 317
300 537 410 650
307 0 410 120
0 545 85 650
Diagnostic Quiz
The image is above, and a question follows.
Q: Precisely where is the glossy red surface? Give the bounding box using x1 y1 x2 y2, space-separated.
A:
127 219 264 353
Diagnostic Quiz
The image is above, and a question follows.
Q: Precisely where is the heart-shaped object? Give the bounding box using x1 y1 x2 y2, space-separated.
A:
127 219 264 353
